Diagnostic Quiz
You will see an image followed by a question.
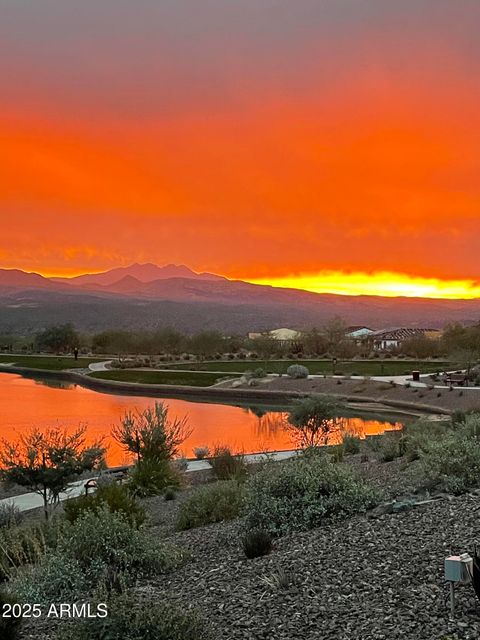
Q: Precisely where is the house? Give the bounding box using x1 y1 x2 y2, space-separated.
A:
370 328 442 351
346 326 375 340
248 327 303 347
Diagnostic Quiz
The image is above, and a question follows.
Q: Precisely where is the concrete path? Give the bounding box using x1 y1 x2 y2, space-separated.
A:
88 360 112 372
0 478 90 513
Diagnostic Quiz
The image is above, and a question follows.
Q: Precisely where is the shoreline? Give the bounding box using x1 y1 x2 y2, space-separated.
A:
0 363 452 415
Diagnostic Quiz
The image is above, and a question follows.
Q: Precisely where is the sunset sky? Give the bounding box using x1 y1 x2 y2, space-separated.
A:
1 1 480 298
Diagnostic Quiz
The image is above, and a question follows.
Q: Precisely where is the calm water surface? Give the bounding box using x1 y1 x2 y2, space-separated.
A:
0 373 403 465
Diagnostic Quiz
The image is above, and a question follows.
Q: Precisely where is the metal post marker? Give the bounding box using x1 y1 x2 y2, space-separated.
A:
449 580 455 618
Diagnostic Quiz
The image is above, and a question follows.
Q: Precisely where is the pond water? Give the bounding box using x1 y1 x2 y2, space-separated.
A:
0 373 403 465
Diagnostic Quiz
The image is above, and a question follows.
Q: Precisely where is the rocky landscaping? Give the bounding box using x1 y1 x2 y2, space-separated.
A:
225 374 480 415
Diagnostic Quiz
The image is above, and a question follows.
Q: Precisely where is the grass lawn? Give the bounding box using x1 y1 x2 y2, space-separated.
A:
89 369 242 386
165 359 456 376
0 354 103 370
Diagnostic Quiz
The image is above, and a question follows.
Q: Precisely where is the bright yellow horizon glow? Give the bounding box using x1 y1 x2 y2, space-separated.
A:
249 271 480 300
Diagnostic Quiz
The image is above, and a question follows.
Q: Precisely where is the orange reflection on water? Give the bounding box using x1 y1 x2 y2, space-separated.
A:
0 374 401 465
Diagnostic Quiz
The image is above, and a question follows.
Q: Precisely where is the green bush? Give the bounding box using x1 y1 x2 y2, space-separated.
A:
12 509 184 602
420 414 480 493
286 364 309 379
210 446 247 481
128 459 181 497
378 432 404 462
13 551 87 604
244 454 378 536
55 592 212 640
342 434 361 455
0 590 23 640
176 481 243 530
402 419 450 461
63 483 145 528
61 508 183 586
164 486 177 501
242 529 273 559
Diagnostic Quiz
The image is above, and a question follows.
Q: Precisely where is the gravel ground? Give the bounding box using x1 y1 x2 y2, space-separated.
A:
16 457 480 640
146 491 480 640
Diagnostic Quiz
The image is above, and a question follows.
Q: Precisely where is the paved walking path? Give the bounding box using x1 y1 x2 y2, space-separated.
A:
0 478 89 513
88 360 113 372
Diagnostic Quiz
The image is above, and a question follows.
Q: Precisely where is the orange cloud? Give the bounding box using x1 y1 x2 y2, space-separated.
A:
1 2 480 294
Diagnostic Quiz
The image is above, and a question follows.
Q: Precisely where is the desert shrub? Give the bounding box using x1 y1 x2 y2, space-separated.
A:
419 414 480 493
62 509 182 583
210 446 247 481
13 551 87 604
330 444 344 462
244 454 378 536
12 509 184 602
193 446 210 460
286 364 309 379
402 419 450 461
0 590 23 640
379 432 404 462
452 410 467 426
55 592 212 640
342 434 361 455
242 529 273 559
164 487 177 501
0 502 22 529
365 435 382 452
63 483 145 528
176 481 243 530
128 459 181 497
0 520 63 582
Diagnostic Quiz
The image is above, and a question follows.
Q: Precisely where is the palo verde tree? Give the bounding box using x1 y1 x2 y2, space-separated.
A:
112 401 192 463
287 395 344 448
0 427 105 520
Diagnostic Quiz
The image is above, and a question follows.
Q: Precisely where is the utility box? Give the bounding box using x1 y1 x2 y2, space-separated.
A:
412 370 420 382
445 554 473 584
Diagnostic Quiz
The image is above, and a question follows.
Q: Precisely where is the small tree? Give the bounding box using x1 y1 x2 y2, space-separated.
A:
0 427 105 520
112 402 192 463
287 396 343 448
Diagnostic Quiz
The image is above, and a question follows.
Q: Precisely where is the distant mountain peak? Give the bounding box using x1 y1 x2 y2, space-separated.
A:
51 263 226 286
